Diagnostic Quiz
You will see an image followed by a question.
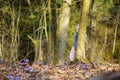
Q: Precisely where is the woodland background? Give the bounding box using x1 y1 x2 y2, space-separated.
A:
0 0 120 65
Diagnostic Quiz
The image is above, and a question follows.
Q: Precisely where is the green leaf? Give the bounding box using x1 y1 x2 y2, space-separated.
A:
28 14 36 19
2 6 9 14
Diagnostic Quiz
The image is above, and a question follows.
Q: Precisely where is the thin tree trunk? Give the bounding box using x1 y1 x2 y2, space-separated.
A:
37 16 44 63
97 26 108 63
112 12 119 54
47 0 54 64
51 0 58 64
15 1 21 61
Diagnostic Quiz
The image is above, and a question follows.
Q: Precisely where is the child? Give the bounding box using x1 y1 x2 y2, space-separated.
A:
69 24 79 64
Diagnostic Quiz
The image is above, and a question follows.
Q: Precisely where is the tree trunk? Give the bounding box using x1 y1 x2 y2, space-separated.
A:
10 5 20 63
112 12 119 54
76 0 91 62
57 0 72 64
52 0 58 64
47 0 54 64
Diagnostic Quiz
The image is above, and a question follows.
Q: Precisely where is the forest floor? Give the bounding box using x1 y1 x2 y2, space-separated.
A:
0 60 120 80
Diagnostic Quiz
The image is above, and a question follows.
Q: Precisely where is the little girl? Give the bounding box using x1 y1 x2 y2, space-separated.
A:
69 24 79 64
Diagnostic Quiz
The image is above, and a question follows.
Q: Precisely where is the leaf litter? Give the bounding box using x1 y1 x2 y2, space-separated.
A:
0 60 120 80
